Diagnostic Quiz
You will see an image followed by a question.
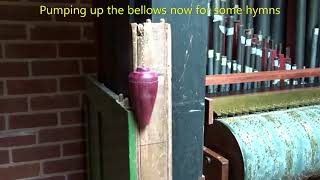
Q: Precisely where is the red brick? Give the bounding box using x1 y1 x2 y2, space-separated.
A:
55 13 94 22
43 157 84 174
60 77 83 91
82 59 98 73
31 176 65 180
5 43 56 58
7 79 57 95
61 110 82 125
31 94 80 111
0 150 9 164
63 141 84 156
68 172 85 180
0 116 5 130
83 25 95 40
12 145 60 162
0 44 2 58
30 0 76 4
0 81 3 96
0 24 26 40
59 43 96 58
0 62 28 77
0 98 28 113
0 135 36 147
32 60 79 76
31 25 81 41
39 126 83 143
0 163 40 180
9 113 58 129
0 5 51 21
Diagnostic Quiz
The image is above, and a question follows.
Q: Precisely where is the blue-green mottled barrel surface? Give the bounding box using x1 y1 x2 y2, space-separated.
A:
218 105 320 180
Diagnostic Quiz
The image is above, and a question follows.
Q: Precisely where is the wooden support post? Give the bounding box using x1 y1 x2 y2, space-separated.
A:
131 20 172 180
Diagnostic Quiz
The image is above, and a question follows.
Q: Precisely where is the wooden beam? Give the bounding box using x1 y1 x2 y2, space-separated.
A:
206 68 320 86
131 21 172 180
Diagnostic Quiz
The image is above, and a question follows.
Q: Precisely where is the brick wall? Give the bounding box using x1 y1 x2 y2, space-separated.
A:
0 0 97 179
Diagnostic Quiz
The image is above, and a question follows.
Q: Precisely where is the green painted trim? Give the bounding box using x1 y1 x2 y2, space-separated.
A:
128 111 137 180
213 87 320 117
85 76 138 180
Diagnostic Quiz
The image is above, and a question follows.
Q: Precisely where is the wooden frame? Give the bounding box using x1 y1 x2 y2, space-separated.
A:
206 68 320 85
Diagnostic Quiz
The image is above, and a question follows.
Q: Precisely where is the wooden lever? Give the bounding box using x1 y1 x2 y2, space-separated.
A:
203 146 229 180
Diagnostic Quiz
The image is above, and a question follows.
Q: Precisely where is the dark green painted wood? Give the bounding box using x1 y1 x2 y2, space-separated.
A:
86 103 102 180
85 76 137 180
152 4 208 180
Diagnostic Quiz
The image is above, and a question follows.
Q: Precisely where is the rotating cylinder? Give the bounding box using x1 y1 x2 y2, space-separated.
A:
205 105 320 180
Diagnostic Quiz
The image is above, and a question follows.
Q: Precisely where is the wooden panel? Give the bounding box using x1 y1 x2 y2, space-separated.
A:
85 77 137 180
203 147 229 180
140 143 168 180
131 21 172 180
205 68 320 85
85 102 102 180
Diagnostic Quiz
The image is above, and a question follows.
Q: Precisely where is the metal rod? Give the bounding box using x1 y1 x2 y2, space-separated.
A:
244 29 252 89
279 53 286 87
271 0 286 45
239 0 246 27
250 38 257 89
235 24 245 90
232 60 238 91
255 0 271 37
285 50 292 86
255 37 263 88
295 0 307 70
207 0 214 93
226 16 235 61
212 0 220 53
292 64 298 85
231 0 240 20
239 25 245 73
246 0 254 29
226 59 232 91
220 56 228 92
213 52 221 92
273 56 280 87
250 38 257 70
262 37 270 72
207 49 215 93
309 28 319 83
219 0 226 54
265 49 272 88
306 0 320 68
233 20 240 60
